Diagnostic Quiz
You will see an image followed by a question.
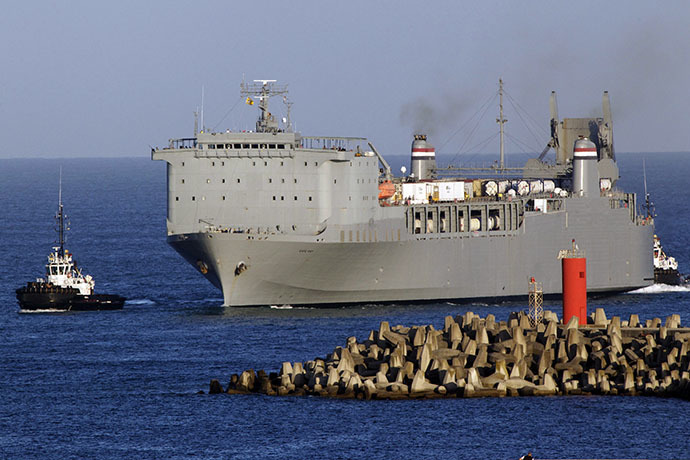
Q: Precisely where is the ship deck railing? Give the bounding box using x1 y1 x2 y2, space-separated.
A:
164 138 197 149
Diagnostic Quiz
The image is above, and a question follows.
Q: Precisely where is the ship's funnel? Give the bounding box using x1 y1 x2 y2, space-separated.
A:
411 134 435 180
572 137 599 197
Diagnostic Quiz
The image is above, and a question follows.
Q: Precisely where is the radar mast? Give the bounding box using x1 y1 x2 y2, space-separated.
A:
240 79 290 133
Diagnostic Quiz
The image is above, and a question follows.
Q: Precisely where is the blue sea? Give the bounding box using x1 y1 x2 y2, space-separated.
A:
1 152 690 459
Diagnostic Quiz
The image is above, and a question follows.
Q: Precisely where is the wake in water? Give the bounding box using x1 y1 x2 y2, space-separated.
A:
628 283 690 294
19 309 68 314
127 299 156 305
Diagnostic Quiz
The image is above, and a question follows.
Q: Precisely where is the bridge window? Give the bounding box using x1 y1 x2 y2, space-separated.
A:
175 197 179 201
278 144 285 149
192 196 195 201
269 178 273 183
251 144 259 149
181 179 185 184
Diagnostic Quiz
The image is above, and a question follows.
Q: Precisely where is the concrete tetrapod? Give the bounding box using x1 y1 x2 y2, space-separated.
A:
213 310 690 401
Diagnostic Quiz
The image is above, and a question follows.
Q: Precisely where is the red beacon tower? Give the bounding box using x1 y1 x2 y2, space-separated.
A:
559 239 587 325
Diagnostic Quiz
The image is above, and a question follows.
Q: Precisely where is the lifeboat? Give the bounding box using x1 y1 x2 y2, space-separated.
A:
378 180 395 200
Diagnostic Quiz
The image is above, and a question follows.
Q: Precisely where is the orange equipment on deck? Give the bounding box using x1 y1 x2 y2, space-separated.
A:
378 180 395 200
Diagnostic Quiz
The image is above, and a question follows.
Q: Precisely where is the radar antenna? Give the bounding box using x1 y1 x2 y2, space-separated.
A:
240 79 289 133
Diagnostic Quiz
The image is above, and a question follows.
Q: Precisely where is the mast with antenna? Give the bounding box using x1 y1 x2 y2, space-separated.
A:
200 86 205 132
193 108 199 136
57 168 65 257
240 79 289 133
496 78 507 170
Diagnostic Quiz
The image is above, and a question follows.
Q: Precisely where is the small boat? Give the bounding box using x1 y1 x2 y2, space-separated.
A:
15 177 125 311
653 234 684 286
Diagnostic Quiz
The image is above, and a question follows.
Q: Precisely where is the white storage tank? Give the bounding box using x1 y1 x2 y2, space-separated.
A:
600 178 612 192
483 180 498 196
517 180 530 196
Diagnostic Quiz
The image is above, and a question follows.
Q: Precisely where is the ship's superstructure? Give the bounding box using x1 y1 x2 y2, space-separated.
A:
152 80 654 307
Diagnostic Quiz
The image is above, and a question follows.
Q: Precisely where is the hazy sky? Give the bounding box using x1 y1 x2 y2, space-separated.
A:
1 0 689 160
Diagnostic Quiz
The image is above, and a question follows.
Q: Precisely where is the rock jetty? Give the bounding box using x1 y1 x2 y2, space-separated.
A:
210 309 690 400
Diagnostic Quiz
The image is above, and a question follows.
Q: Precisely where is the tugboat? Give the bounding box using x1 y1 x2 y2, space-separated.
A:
653 234 684 286
15 179 125 311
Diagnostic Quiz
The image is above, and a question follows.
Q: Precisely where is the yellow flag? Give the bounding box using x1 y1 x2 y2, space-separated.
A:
245 97 254 106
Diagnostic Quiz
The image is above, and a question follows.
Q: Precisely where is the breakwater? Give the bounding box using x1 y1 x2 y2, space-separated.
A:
210 308 690 400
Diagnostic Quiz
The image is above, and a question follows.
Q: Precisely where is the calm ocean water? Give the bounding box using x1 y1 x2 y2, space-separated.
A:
1 152 689 459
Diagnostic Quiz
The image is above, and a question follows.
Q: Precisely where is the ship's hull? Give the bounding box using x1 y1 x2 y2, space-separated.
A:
654 268 683 286
168 197 654 307
16 285 126 311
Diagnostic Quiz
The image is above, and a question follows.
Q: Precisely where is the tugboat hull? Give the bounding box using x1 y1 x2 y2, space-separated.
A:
16 284 125 311
654 268 683 286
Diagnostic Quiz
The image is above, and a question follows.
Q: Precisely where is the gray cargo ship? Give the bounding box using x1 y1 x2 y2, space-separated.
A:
152 80 654 307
